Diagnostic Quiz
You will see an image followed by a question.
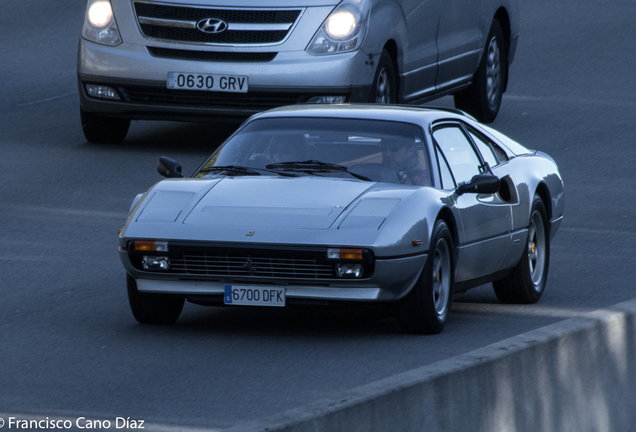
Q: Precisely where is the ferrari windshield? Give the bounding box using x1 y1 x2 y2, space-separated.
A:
196 117 432 186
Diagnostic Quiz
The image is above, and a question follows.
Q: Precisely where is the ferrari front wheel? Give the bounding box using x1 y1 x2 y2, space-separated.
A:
127 274 184 324
493 195 550 303
397 220 454 334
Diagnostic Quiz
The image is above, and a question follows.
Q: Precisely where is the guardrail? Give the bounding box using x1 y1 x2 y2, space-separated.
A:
224 298 636 432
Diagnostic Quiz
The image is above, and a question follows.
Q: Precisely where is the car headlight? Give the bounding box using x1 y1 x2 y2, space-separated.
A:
81 0 122 46
306 0 370 55
326 10 358 39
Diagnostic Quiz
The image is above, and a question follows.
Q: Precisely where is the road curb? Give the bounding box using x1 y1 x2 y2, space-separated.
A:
224 298 636 432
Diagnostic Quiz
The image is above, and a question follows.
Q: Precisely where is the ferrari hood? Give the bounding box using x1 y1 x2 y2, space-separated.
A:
155 177 373 230
125 176 436 254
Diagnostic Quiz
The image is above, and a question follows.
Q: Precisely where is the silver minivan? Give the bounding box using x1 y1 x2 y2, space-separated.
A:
78 0 519 143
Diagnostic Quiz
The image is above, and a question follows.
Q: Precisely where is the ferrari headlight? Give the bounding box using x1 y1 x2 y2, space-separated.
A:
307 0 370 55
336 263 364 278
82 0 122 46
142 256 170 271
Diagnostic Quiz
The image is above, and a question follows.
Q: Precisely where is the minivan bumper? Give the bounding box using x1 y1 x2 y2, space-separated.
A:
78 38 376 120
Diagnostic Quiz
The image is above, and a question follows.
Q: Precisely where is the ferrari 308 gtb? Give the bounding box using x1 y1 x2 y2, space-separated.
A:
119 104 564 334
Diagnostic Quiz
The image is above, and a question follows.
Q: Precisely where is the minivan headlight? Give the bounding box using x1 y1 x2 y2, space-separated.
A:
326 10 358 39
306 0 370 55
82 0 122 46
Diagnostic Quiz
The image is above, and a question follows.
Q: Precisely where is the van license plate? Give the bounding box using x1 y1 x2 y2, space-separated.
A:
167 72 248 93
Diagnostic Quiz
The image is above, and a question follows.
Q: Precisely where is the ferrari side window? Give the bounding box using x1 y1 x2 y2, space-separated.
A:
467 127 508 166
433 126 482 185
469 131 498 167
489 140 509 162
435 145 455 189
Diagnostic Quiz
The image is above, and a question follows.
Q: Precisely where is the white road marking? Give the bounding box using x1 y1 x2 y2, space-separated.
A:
560 226 636 236
0 203 125 219
17 91 79 107
505 93 636 108
453 302 599 319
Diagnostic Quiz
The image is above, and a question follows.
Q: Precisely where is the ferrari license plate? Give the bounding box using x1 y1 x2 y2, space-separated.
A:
224 285 285 307
167 72 248 93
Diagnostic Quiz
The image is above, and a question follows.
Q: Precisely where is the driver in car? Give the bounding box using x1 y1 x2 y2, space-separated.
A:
266 134 308 164
381 139 431 186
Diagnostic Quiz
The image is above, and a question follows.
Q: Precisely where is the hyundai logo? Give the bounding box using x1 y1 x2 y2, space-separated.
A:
196 18 228 34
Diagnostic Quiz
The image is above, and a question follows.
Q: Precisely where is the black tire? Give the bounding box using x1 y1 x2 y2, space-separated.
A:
397 220 454 334
369 50 398 104
454 19 507 123
127 274 184 324
80 109 131 144
493 195 550 304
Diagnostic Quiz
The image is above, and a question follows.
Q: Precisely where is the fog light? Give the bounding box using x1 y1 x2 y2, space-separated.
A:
307 96 346 104
86 84 120 100
142 256 170 271
336 263 363 278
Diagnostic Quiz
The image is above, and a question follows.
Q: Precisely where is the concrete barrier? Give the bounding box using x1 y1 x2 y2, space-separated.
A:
224 299 636 432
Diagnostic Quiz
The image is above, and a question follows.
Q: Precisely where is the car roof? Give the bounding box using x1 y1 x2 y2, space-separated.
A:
248 103 473 126
247 103 531 158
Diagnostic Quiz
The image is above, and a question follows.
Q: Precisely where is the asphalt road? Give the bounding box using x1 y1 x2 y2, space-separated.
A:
1 0 635 430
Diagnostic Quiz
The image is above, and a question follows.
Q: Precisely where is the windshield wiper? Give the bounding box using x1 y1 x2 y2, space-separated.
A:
265 160 372 181
198 165 298 177
198 165 262 176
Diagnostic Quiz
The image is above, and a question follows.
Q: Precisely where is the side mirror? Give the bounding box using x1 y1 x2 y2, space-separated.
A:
157 156 183 178
456 174 500 196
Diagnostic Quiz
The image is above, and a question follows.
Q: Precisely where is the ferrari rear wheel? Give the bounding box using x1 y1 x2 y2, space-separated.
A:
493 195 550 304
397 220 454 334
127 274 184 324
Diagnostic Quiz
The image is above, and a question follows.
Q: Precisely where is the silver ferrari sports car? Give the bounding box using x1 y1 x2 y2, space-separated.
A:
119 104 564 334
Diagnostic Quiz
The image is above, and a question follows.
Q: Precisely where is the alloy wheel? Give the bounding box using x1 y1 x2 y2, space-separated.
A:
432 238 451 316
375 68 391 104
485 36 501 107
528 210 547 288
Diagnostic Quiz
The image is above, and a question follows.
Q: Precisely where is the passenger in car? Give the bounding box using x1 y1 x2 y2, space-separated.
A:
381 140 431 186
266 134 308 164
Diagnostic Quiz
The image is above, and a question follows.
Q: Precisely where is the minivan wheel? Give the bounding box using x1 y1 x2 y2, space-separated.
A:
369 50 397 104
81 109 131 144
454 19 507 123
